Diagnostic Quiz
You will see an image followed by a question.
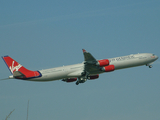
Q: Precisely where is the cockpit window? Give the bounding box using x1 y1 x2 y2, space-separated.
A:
152 54 155 56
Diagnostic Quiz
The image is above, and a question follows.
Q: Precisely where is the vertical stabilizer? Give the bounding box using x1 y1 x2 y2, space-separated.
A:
2 56 41 79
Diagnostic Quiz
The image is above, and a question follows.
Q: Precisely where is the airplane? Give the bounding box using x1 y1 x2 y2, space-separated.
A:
1 49 158 85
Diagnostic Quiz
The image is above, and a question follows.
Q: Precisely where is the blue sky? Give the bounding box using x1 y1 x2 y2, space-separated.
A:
0 0 160 120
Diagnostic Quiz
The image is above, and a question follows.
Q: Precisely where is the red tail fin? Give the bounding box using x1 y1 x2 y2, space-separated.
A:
2 56 41 79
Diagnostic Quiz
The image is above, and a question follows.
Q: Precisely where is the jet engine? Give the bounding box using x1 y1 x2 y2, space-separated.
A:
96 59 109 67
88 75 99 80
101 65 115 72
62 78 77 82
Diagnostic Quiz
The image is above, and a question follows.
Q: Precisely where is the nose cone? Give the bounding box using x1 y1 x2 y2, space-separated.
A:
155 55 159 60
150 54 158 61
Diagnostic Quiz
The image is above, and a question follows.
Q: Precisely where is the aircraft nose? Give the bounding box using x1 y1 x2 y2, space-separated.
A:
155 55 159 60
151 54 158 60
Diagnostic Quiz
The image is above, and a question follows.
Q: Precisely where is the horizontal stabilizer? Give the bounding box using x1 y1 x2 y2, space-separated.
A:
13 71 25 77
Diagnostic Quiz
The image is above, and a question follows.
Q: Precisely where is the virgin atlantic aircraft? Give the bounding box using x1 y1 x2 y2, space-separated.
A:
2 49 158 85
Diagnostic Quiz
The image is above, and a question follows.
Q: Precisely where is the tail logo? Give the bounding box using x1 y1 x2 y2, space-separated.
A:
9 61 22 73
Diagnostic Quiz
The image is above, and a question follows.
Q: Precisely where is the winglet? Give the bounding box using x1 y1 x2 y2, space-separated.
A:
82 49 87 53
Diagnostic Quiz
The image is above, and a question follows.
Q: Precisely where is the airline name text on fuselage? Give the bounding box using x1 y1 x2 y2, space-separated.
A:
109 55 135 62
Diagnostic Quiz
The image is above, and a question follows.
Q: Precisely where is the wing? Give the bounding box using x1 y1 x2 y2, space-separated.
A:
82 49 101 74
83 49 96 62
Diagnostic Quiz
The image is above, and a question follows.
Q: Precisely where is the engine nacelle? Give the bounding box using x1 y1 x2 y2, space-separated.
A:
96 59 109 67
62 78 77 82
88 75 99 80
101 65 115 72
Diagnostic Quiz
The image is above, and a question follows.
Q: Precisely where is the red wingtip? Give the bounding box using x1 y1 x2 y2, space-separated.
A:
82 49 86 53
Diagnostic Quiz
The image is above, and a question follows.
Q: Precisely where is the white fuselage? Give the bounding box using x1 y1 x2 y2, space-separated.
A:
28 53 158 81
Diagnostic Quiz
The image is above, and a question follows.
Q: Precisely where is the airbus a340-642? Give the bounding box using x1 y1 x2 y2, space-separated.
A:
2 49 158 85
